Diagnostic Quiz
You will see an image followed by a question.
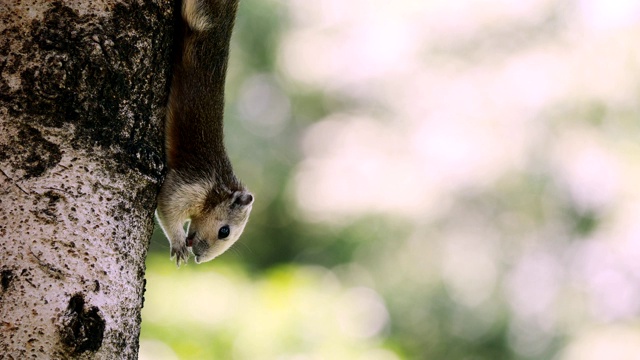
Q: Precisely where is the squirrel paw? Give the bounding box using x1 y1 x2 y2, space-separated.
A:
170 243 189 267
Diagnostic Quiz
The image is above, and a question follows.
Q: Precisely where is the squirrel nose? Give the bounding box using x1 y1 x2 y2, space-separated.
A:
191 240 207 258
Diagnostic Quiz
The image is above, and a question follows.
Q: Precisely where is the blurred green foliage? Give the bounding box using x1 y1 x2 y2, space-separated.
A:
141 254 400 359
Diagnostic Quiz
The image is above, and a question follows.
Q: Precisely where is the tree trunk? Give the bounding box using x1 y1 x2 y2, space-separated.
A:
0 0 172 358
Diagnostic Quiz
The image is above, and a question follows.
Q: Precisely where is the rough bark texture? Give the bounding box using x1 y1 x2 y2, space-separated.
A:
0 0 173 358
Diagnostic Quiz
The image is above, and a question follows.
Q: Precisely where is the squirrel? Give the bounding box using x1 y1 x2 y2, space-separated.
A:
156 0 253 266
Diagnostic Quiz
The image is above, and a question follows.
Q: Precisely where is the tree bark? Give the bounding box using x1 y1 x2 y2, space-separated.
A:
0 0 172 358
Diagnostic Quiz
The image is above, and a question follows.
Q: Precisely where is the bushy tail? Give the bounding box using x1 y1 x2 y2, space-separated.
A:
176 0 238 76
165 0 239 170
182 0 238 33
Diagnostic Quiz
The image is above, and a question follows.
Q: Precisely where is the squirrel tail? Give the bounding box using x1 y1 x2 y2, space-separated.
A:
177 0 238 72
181 0 238 33
165 0 238 171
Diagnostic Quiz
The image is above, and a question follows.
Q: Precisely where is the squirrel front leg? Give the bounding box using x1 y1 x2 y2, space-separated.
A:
155 210 189 266
156 171 191 266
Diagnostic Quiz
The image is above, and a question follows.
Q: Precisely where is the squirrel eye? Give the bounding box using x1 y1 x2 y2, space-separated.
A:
218 225 230 239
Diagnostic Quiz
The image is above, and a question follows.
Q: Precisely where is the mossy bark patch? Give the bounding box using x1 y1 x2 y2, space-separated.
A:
0 125 62 179
0 0 172 179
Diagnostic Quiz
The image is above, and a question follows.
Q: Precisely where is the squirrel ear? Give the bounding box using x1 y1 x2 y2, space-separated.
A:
232 191 253 207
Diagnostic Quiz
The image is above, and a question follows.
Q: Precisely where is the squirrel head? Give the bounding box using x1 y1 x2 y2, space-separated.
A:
187 190 253 263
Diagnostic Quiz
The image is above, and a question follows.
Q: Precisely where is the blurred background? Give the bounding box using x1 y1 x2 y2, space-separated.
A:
140 0 640 358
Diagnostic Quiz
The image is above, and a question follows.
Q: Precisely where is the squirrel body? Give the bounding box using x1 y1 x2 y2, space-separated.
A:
156 0 253 266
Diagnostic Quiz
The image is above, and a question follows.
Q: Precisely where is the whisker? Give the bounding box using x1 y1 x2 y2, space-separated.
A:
228 247 242 257
244 243 255 256
234 242 254 257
